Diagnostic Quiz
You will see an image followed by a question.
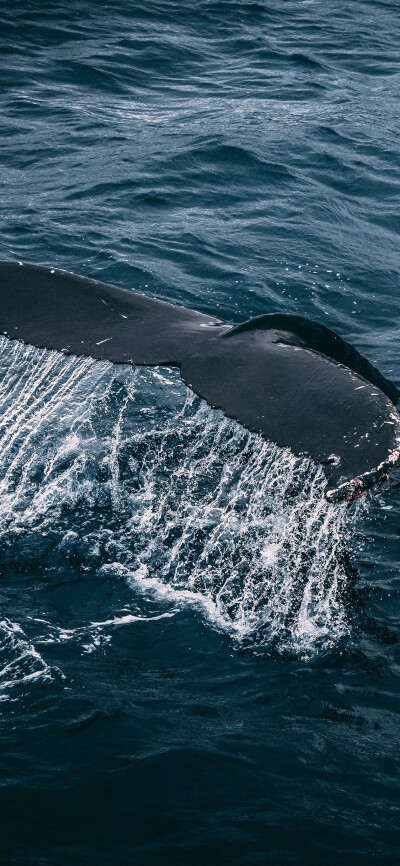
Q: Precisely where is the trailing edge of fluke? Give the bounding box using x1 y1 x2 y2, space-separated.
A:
0 261 399 501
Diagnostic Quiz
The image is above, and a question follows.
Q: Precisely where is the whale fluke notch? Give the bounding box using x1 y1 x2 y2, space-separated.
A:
0 260 398 501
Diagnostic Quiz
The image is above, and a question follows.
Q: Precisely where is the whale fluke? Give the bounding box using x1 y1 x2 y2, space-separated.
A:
0 261 398 500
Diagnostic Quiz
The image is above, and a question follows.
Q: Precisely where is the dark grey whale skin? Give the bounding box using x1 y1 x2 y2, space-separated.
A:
0 261 398 500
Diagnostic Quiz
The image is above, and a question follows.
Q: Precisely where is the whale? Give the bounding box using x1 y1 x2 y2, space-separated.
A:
0 260 398 501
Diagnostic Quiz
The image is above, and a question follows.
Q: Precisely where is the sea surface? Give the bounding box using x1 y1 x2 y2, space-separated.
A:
0 1 400 863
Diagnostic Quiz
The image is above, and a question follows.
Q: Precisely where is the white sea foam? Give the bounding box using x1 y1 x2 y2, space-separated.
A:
32 610 176 655
0 617 58 697
0 338 360 662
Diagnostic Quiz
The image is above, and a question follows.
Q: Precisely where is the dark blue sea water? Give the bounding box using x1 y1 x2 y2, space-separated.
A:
0 1 400 863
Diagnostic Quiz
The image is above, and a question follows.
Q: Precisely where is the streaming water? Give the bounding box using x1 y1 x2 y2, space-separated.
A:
0 336 359 694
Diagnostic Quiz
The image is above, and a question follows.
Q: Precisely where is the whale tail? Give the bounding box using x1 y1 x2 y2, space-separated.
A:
0 260 399 500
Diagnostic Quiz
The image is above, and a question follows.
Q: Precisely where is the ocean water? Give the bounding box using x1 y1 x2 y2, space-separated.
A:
0 1 400 863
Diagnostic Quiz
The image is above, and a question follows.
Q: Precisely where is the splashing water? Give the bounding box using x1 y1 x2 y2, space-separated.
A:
0 337 360 666
0 617 57 698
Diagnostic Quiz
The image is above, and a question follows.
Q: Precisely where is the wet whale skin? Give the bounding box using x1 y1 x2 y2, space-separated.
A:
0 260 398 498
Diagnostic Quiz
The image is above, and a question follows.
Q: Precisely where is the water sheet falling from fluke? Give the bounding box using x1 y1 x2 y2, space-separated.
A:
0 260 398 500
